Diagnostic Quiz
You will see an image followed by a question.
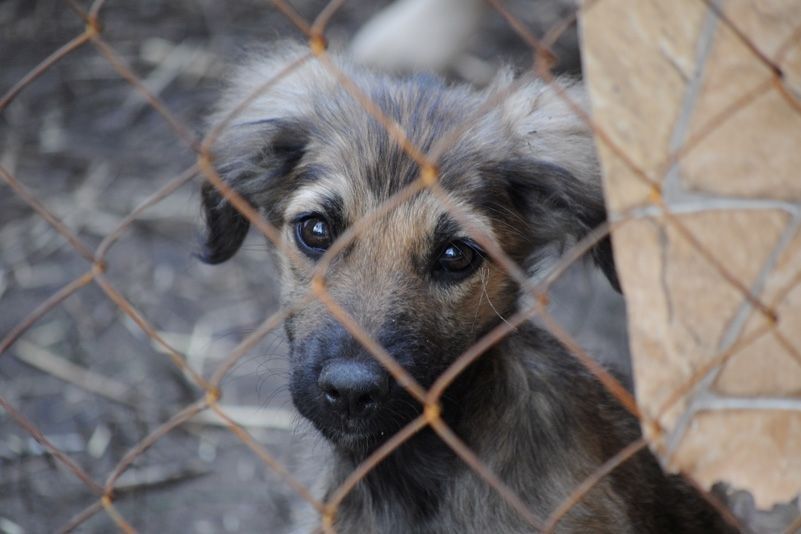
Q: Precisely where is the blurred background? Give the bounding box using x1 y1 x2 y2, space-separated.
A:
0 1 691 532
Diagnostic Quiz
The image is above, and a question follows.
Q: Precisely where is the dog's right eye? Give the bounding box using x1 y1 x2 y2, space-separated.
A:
295 216 333 258
432 240 484 282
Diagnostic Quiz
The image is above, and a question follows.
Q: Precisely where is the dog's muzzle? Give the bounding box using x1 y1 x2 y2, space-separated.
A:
289 320 427 452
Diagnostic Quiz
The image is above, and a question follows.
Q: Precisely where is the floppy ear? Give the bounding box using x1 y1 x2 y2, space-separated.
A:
199 180 251 265
490 73 620 292
198 119 311 264
498 159 620 292
198 44 328 265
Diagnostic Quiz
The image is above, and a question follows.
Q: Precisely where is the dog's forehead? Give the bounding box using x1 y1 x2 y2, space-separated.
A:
287 119 497 221
299 74 499 192
285 170 473 222
280 76 509 245
284 170 494 248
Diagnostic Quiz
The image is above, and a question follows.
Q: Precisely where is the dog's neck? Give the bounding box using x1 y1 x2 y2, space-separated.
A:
335 426 457 523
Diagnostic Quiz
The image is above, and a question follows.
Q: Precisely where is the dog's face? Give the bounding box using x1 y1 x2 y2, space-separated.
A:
200 45 618 453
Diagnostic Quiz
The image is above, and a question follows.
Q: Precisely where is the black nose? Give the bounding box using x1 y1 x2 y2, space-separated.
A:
318 360 389 418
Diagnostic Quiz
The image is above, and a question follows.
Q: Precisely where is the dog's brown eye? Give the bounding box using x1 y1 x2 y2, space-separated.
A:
295 216 333 257
441 243 472 270
434 240 483 281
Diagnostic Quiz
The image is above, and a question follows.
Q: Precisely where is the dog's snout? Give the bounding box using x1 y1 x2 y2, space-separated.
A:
318 361 389 418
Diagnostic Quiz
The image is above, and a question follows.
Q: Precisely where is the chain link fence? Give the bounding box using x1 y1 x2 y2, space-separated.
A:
1 0 799 532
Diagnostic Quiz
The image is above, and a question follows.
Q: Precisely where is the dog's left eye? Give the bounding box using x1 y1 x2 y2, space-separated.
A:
295 216 333 257
434 240 483 280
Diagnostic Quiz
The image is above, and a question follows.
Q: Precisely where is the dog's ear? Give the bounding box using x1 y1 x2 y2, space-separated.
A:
199 180 251 265
488 73 620 292
198 44 326 265
496 159 620 292
198 119 311 264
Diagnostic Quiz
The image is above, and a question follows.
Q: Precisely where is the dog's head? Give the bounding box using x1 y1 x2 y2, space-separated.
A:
200 44 618 453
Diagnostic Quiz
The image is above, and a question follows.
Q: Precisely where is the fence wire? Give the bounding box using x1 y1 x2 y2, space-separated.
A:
1 0 800 533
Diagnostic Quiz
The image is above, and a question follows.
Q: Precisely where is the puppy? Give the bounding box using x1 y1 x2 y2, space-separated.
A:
200 43 735 533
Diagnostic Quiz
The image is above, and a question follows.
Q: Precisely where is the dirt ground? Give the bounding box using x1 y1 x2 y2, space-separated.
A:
0 1 794 533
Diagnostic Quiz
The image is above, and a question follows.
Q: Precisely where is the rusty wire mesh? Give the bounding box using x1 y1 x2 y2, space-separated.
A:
1 0 800 532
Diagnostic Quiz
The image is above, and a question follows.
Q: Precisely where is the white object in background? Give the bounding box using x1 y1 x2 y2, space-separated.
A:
349 0 486 73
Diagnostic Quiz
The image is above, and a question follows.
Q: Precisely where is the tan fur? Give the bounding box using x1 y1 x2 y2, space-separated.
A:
200 44 735 534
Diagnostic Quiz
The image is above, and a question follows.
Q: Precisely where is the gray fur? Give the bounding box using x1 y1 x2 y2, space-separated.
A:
200 43 735 533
